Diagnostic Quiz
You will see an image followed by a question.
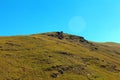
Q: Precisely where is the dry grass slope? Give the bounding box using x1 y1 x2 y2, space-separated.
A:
0 32 120 80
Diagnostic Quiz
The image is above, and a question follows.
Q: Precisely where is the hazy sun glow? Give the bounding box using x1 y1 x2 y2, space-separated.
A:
68 16 86 34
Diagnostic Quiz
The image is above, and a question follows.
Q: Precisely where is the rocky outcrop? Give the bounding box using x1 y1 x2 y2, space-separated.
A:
43 32 98 50
56 31 64 39
44 64 94 78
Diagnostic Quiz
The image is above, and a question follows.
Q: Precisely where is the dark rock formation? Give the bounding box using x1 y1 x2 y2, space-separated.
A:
56 31 64 39
58 69 64 74
44 64 93 78
56 51 73 56
51 73 59 78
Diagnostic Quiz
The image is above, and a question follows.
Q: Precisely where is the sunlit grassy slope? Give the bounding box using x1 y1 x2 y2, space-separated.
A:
0 32 120 80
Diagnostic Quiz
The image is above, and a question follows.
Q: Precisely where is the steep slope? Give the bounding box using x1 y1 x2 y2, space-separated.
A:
0 32 120 80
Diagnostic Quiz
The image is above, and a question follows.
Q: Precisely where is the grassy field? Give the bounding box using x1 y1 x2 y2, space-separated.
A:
0 32 120 80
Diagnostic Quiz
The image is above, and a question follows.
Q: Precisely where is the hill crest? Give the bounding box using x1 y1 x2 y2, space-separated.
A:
0 32 120 80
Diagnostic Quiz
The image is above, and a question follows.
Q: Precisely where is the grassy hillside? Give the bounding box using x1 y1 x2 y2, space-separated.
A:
0 32 120 80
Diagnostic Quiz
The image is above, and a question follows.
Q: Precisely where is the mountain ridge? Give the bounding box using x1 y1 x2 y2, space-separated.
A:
1 32 120 44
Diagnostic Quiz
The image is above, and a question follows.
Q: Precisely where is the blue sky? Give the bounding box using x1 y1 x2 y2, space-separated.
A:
0 0 120 43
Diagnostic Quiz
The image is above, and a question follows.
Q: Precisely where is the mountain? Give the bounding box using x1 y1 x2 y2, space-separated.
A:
0 32 120 80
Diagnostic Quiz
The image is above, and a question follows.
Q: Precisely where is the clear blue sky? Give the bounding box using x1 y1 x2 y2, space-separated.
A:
0 0 120 43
